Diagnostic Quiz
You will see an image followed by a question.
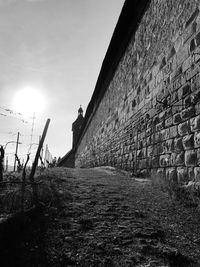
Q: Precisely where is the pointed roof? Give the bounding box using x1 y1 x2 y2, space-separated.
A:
72 106 84 130
78 105 83 115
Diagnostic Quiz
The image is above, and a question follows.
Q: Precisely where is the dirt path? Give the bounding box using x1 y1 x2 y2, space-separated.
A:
42 167 200 267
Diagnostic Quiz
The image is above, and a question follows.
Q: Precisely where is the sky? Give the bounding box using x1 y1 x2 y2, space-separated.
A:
0 0 124 167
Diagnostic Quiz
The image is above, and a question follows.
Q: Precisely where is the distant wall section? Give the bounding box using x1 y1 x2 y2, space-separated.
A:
75 0 200 183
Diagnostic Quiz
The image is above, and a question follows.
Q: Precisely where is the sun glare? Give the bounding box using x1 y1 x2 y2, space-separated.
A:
13 87 46 116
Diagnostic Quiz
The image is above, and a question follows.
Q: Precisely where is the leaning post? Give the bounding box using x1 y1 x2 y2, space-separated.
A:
29 118 50 206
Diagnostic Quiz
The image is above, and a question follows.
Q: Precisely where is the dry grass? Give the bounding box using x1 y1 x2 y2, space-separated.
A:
151 170 200 208
0 169 73 214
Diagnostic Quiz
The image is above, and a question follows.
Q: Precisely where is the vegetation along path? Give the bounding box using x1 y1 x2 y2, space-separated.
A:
2 166 200 266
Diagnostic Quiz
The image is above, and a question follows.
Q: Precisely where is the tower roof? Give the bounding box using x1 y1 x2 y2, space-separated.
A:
78 106 83 114
72 106 84 130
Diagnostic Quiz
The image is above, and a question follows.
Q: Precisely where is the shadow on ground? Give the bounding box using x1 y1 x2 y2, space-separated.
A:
1 167 200 267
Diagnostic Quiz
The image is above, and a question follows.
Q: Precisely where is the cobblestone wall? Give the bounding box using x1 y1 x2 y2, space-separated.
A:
75 0 200 183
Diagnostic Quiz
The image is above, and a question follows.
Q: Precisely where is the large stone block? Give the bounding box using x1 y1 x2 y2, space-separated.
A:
173 113 182 125
181 107 195 121
177 167 188 184
194 167 200 181
178 121 190 136
172 100 183 115
188 167 195 181
166 108 172 118
185 150 197 166
147 119 153 128
170 153 176 166
183 95 191 108
147 145 153 157
166 167 177 184
156 121 165 132
186 61 199 81
191 73 200 92
160 129 170 141
157 143 164 155
169 125 178 138
183 21 197 44
158 110 167 121
174 137 184 152
146 157 152 169
152 156 160 168
191 90 200 105
165 116 173 127
179 83 191 99
194 132 200 148
170 152 185 166
146 136 151 146
160 154 171 167
163 139 174 153
182 134 194 150
175 152 185 166
195 103 200 115
148 108 157 119
152 117 157 129
154 132 161 143
190 115 200 132
152 144 157 155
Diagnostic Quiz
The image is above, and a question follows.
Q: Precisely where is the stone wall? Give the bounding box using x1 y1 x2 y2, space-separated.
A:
57 150 75 168
75 0 200 183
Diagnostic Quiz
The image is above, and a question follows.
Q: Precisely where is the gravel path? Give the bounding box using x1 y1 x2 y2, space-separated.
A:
43 167 200 267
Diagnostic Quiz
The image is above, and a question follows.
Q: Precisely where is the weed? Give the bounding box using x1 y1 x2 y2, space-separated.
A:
0 170 72 214
151 170 200 208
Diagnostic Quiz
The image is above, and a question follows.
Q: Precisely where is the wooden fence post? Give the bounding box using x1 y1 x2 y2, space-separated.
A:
29 119 50 206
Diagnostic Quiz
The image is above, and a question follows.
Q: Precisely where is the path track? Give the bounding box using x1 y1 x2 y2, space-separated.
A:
44 167 200 266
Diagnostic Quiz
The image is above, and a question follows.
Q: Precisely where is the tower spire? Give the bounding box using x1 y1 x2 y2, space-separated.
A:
78 105 83 116
72 106 84 148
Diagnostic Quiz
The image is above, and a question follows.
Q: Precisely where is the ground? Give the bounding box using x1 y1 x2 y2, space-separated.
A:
2 167 200 266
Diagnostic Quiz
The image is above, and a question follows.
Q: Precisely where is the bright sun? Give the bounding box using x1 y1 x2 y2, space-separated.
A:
13 87 46 116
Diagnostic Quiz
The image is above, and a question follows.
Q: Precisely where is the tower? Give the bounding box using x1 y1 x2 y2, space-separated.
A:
72 106 84 148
